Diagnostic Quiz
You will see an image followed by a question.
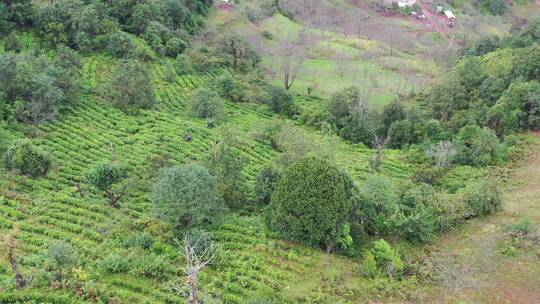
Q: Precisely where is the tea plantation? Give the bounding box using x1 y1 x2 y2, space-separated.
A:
0 54 413 303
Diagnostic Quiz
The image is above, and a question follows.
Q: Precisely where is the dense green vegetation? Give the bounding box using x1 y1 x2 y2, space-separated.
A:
431 20 540 138
0 0 539 303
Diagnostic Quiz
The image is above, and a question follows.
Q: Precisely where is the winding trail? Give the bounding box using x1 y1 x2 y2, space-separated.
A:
427 134 540 303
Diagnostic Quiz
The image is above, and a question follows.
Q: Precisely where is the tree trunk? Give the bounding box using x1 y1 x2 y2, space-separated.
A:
188 272 199 304
9 256 26 288
106 191 117 208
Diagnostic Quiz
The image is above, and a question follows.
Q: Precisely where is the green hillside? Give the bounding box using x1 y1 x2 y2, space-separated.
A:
0 54 414 303
1 0 540 303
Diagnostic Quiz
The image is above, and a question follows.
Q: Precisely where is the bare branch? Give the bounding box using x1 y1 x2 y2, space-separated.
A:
172 233 220 304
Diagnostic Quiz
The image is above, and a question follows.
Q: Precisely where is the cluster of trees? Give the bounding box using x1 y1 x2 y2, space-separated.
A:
320 88 508 167
430 20 540 138
188 72 299 126
262 155 502 255
290 21 540 170
29 0 212 57
0 46 82 125
0 0 34 35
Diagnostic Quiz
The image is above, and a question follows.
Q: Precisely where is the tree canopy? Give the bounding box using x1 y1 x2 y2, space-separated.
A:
151 164 226 232
266 157 353 250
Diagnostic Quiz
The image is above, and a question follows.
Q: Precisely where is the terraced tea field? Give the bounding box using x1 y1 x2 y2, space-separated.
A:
0 55 412 303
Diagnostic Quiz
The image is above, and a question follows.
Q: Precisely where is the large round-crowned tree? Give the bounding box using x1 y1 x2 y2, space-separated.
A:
267 157 352 251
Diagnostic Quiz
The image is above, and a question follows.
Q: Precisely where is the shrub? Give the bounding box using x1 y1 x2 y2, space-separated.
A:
423 119 447 142
266 157 353 250
380 100 406 134
398 184 444 240
3 140 52 178
505 217 536 236
252 119 282 150
165 62 177 82
0 52 82 124
174 53 193 75
340 113 375 146
165 37 188 57
371 239 403 278
354 175 400 236
254 167 281 206
188 87 224 121
99 253 129 274
360 251 378 278
131 253 169 278
488 80 540 135
217 32 260 71
453 125 502 166
361 239 403 279
327 86 365 128
387 119 419 148
430 191 472 232
206 128 248 208
212 73 235 99
483 0 507 15
45 240 77 281
265 86 297 117
124 232 155 249
459 179 502 217
410 164 445 185
398 203 437 243
4 32 21 53
151 164 226 231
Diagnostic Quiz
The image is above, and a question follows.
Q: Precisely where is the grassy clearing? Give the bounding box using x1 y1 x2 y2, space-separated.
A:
209 12 439 103
423 135 540 303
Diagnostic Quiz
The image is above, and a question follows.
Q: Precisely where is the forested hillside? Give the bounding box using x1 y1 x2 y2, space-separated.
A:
0 0 539 303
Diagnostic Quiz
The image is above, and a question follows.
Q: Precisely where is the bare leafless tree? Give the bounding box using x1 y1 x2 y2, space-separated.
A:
172 234 220 304
280 0 322 27
351 66 377 118
335 50 350 78
370 135 390 172
275 33 306 90
1 227 30 288
393 69 412 101
426 141 457 168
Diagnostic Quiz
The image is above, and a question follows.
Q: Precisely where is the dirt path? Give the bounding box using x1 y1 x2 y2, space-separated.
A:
418 0 450 38
426 135 540 303
417 0 456 47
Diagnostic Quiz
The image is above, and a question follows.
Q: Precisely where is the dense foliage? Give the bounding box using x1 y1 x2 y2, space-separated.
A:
188 87 224 122
3 139 52 178
430 20 540 138
108 60 155 113
151 164 226 231
267 157 353 250
0 49 82 125
206 128 248 209
360 239 404 279
33 0 212 56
